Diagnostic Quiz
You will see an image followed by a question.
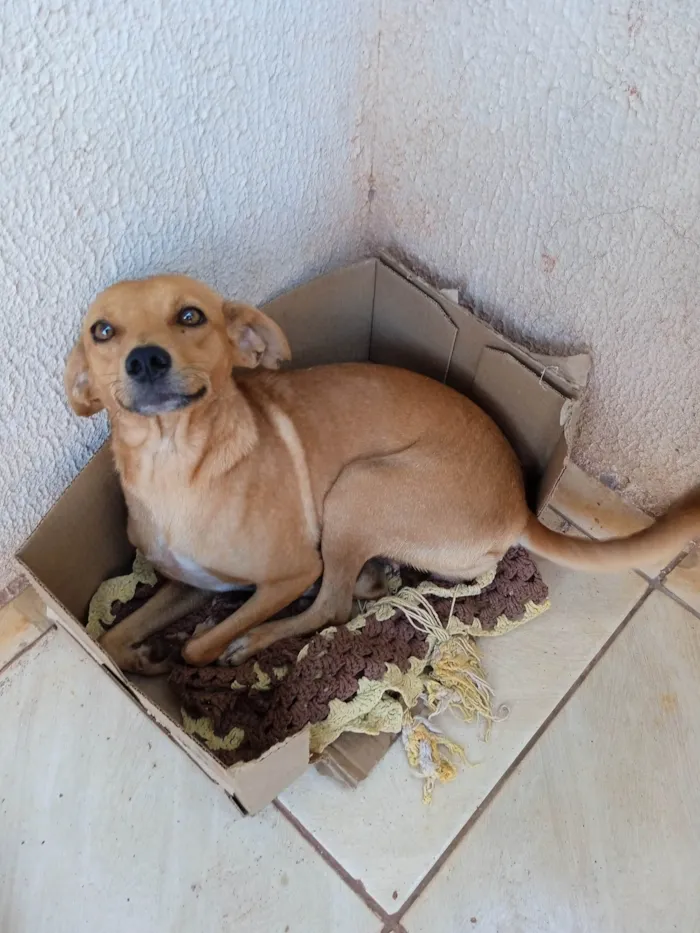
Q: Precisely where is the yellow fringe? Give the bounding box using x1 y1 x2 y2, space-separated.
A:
401 715 468 804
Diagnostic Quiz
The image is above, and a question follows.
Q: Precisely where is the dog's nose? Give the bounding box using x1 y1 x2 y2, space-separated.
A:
125 345 172 383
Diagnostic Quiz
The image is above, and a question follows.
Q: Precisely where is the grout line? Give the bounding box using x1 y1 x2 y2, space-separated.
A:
657 582 700 622
380 921 408 933
657 545 696 580
542 505 699 619
547 506 651 585
392 585 654 922
274 798 391 924
547 505 593 534
0 623 56 678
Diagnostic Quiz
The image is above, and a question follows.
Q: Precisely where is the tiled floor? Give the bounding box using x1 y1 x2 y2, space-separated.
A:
1 466 699 932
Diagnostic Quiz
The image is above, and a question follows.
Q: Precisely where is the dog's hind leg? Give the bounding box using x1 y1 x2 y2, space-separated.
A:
353 558 389 600
100 582 210 675
222 447 520 665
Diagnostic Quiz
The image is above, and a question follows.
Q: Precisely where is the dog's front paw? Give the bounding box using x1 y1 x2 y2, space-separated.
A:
219 635 252 666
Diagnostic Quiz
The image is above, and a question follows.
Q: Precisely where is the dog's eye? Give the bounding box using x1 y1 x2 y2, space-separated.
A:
91 320 115 343
177 307 206 327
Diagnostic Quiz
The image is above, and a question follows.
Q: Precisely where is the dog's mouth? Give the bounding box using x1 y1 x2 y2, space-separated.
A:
119 384 208 416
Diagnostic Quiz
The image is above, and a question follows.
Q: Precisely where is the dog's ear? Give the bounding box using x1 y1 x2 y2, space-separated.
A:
223 301 291 370
64 340 104 416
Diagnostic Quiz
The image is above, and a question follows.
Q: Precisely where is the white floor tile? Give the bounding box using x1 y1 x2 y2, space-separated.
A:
279 513 646 909
0 588 50 672
404 591 700 933
664 545 700 614
0 628 381 933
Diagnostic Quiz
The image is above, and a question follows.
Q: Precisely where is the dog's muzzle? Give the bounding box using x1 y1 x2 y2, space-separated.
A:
122 344 206 414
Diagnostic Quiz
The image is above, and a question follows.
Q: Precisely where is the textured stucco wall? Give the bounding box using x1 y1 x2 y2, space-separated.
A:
0 0 376 592
3 0 700 594
370 0 700 514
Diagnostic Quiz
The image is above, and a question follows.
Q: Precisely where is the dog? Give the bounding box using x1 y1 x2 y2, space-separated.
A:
64 274 700 674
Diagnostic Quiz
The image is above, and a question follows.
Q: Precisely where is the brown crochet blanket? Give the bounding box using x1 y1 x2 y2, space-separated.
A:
94 547 548 766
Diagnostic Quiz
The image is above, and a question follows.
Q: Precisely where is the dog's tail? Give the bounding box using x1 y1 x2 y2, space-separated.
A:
520 489 700 573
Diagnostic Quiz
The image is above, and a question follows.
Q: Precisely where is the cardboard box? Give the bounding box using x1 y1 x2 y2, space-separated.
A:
16 254 589 813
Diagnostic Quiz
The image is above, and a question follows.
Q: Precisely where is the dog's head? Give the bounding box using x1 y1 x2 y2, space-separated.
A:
65 275 290 418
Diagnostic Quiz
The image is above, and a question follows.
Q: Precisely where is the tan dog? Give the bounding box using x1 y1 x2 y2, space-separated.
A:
64 275 700 674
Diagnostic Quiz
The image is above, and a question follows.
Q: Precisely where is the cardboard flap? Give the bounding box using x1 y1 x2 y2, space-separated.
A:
529 352 591 393
447 313 589 402
316 732 394 788
17 444 131 621
535 393 585 512
376 251 590 402
229 728 310 814
472 348 569 480
536 432 571 514
263 260 376 368
369 264 457 381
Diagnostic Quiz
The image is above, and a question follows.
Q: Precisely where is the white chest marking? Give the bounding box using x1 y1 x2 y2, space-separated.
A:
147 537 247 593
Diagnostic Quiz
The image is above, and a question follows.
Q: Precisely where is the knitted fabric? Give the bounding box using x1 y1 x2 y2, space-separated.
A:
87 547 550 800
